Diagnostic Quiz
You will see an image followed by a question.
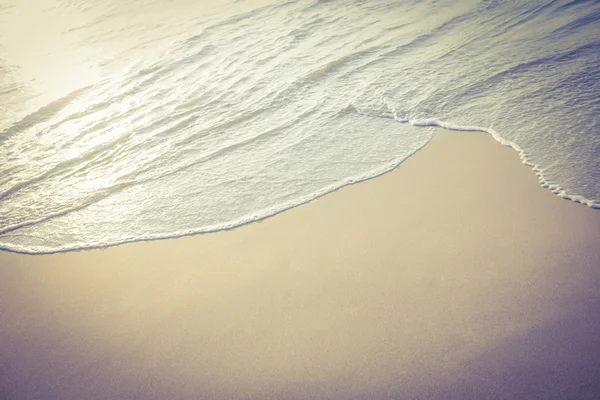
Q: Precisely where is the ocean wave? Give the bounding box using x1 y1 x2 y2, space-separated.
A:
1 0 598 254
0 139 431 255
2 104 597 256
351 106 600 209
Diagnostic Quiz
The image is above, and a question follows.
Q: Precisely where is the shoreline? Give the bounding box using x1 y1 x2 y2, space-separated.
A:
1 129 599 399
2 120 599 255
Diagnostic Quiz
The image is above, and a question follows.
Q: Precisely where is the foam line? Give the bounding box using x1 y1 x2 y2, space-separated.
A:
358 108 600 210
1 107 597 255
0 139 431 254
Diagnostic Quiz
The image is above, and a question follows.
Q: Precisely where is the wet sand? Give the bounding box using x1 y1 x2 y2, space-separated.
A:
1 129 599 399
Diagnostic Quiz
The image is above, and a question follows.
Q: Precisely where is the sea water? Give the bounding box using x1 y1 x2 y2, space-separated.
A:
1 0 599 253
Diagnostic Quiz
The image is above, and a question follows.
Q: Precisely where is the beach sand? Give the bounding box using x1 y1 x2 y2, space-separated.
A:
1 129 599 399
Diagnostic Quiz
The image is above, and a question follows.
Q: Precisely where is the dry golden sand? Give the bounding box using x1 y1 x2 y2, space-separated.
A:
1 130 599 399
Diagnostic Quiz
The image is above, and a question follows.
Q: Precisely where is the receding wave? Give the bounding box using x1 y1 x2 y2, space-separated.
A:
1 106 597 255
1 0 598 254
353 106 600 209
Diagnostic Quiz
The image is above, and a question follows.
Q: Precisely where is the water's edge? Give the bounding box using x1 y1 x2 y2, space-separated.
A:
2 116 597 256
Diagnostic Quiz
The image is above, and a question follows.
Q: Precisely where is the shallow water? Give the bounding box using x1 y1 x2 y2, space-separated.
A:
1 0 599 253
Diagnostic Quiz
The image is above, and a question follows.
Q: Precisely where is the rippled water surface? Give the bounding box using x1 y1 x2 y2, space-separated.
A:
1 0 599 253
